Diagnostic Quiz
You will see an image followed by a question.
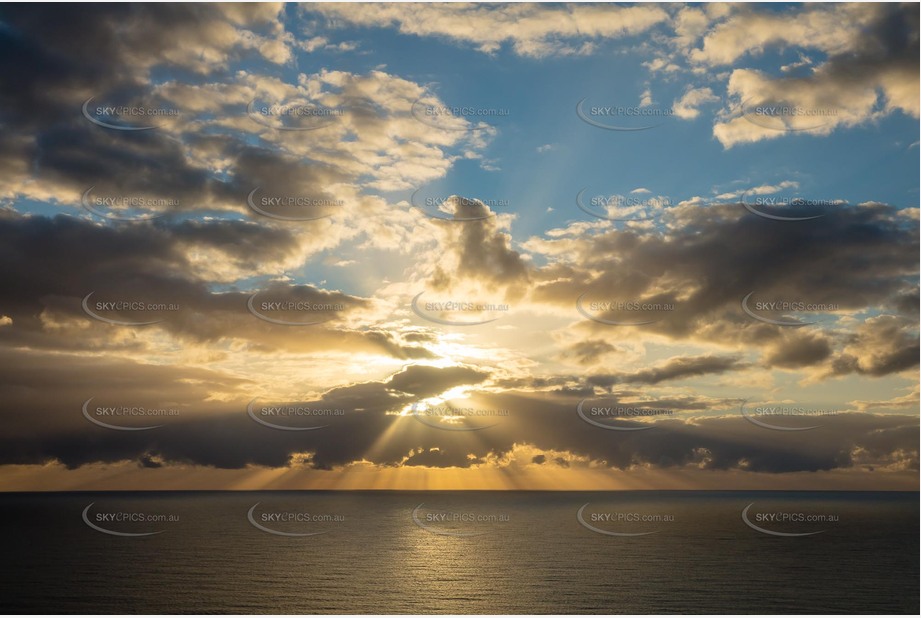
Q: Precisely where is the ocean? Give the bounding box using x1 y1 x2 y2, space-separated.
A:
1 491 917 614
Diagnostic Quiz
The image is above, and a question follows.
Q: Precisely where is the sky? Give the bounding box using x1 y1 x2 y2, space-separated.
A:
0 2 917 491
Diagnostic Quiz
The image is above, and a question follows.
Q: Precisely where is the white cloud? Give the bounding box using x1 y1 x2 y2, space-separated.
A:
672 87 720 120
677 4 919 147
306 3 669 58
688 4 874 67
712 65 912 147
715 180 799 200
640 88 654 107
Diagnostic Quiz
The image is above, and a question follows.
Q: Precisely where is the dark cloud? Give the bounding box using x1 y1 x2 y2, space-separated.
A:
0 355 492 470
764 332 833 369
386 364 489 398
804 3 919 116
138 453 164 469
588 355 746 387
0 4 352 222
429 198 530 298
829 316 920 377
704 3 919 146
0 364 915 476
559 339 620 365
0 213 432 359
530 201 918 376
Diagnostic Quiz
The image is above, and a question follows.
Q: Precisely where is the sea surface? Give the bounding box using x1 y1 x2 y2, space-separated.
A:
0 491 917 614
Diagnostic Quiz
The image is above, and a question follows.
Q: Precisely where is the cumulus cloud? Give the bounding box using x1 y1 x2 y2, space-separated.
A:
672 87 720 120
524 200 918 378
702 4 919 146
304 3 669 57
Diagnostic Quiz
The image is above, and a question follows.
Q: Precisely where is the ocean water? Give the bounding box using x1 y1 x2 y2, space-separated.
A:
0 491 916 614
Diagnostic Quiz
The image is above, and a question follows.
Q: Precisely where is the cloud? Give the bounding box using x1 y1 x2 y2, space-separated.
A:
0 213 434 362
559 339 620 366
829 315 920 377
763 331 833 369
0 359 493 470
0 8 493 240
588 355 747 387
1 362 916 477
672 87 720 120
852 384 919 413
702 4 919 146
524 200 918 378
688 4 874 67
305 3 670 57
425 198 530 298
714 180 799 201
639 88 654 107
0 3 915 492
